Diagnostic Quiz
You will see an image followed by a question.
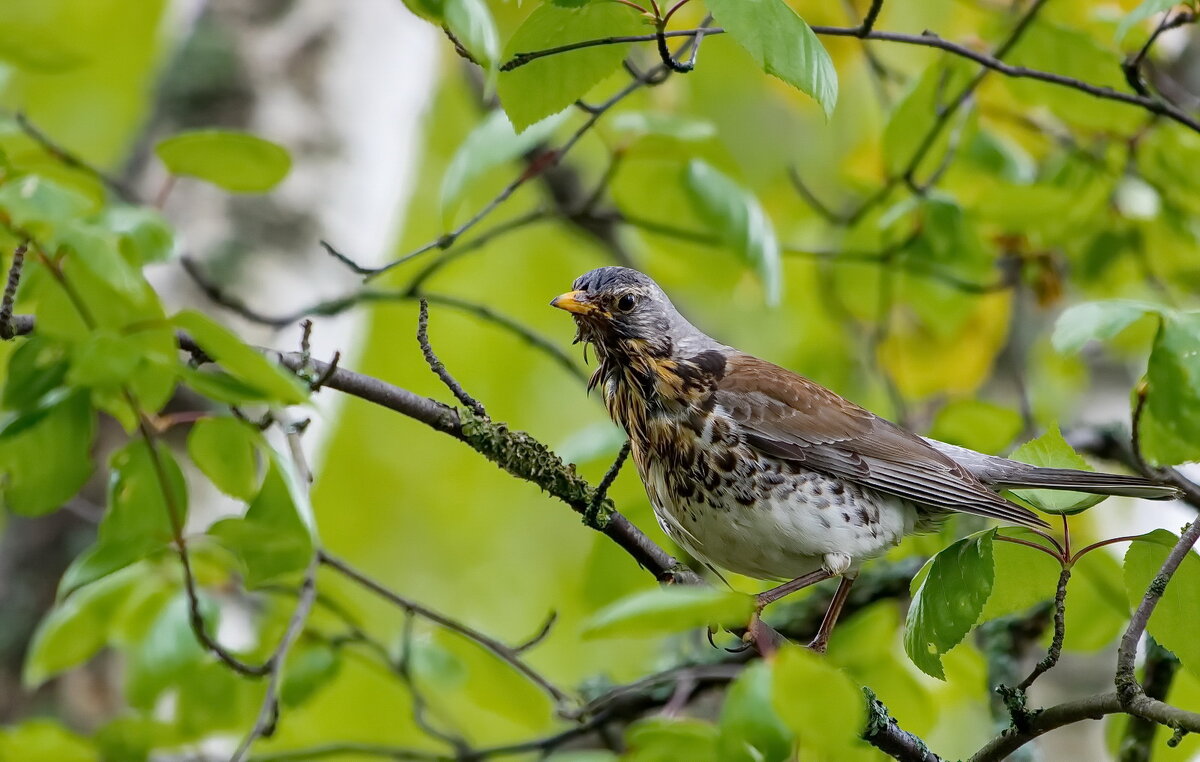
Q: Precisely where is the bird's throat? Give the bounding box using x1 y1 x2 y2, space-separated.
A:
595 343 725 447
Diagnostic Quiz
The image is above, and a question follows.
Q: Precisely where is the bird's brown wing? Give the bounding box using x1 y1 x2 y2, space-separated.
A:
715 354 1048 528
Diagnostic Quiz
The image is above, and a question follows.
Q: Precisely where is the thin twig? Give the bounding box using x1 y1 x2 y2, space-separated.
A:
787 167 848 224
0 242 26 339
1070 535 1144 565
231 556 320 762
654 13 711 73
1123 11 1198 97
994 534 1063 561
328 72 656 280
512 611 558 654
405 210 548 292
179 257 585 382
1017 566 1071 691
12 112 140 202
417 298 487 416
317 550 572 707
499 16 1200 135
397 609 472 753
856 0 885 36
585 440 631 527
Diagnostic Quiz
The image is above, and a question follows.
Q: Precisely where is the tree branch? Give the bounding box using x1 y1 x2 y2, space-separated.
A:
969 692 1123 762
1118 638 1181 762
864 688 946 762
499 16 1200 135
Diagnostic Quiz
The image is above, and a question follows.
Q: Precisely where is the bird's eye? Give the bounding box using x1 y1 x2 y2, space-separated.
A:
616 293 637 312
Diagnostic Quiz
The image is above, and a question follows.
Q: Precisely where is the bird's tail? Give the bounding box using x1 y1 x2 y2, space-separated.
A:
924 438 1181 500
986 468 1179 500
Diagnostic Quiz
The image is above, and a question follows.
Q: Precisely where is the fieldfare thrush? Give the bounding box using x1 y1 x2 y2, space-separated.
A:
552 267 1177 653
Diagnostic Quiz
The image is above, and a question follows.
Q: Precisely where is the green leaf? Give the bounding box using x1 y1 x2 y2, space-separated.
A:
95 205 175 264
1143 312 1200 465
904 530 995 679
173 310 308 404
178 366 282 405
440 109 567 223
0 174 96 238
59 440 185 597
0 720 96 762
94 716 178 762
67 330 144 388
683 160 781 305
770 644 865 755
24 565 141 687
1050 302 1200 465
497 1 646 130
705 0 838 117
280 641 341 707
209 454 315 587
0 391 94 516
187 417 261 501
125 592 213 709
2 336 69 411
1062 548 1129 652
155 130 292 193
444 0 499 69
174 660 254 738
399 0 445 22
56 221 142 296
1116 0 1178 42
717 662 793 762
982 531 1063 621
0 21 86 72
581 585 754 639
1008 425 1107 515
625 718 719 762
611 112 718 142
1124 530 1200 678
1051 300 1159 353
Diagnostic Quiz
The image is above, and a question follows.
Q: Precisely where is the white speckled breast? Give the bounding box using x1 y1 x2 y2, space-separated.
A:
633 411 920 582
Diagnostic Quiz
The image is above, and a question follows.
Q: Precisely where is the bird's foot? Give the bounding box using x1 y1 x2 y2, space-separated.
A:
745 609 782 657
805 635 829 654
707 626 751 653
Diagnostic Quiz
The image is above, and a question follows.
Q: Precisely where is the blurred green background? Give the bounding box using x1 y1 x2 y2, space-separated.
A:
2 0 1200 759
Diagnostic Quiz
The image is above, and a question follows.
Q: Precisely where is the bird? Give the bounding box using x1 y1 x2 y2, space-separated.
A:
551 266 1178 653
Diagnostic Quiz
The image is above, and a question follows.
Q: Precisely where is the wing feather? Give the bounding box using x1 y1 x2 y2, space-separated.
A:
717 355 1048 529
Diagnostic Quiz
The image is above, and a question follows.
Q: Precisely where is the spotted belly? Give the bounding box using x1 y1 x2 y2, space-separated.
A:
636 442 919 582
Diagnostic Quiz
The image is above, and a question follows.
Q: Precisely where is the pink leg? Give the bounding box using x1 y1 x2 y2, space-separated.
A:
807 575 856 654
755 569 834 609
748 569 835 657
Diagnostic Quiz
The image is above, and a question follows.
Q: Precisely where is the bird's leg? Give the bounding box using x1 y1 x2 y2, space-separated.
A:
747 569 834 657
807 575 856 654
756 569 834 608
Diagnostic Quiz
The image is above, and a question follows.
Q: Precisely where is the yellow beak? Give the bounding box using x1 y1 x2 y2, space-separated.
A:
550 290 599 315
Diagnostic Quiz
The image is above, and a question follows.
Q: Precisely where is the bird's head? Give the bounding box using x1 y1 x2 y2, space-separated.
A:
551 267 684 360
